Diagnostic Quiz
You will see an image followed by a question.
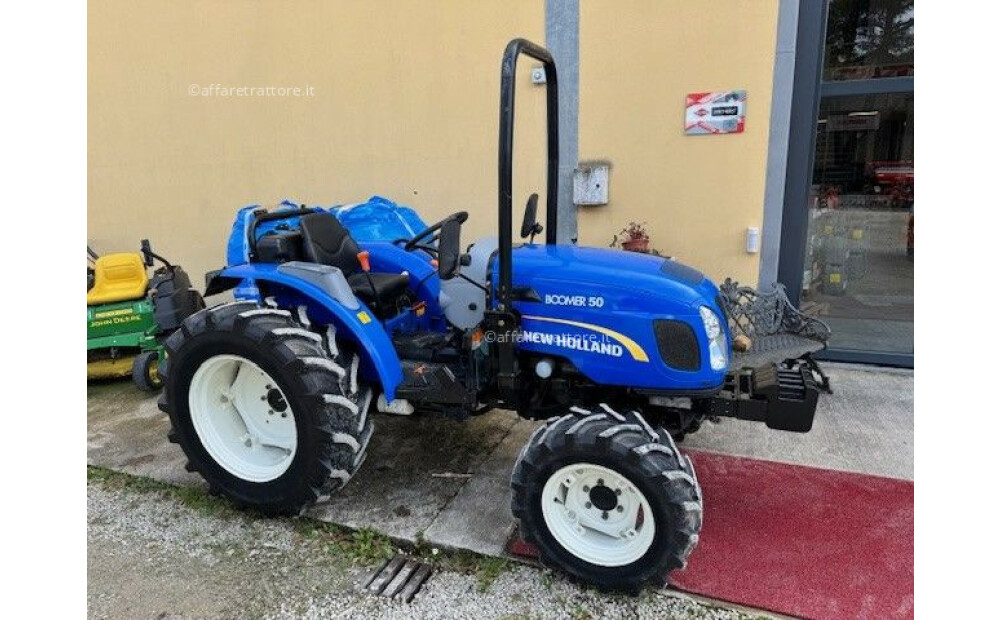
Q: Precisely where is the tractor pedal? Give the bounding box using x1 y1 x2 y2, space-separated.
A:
363 554 433 603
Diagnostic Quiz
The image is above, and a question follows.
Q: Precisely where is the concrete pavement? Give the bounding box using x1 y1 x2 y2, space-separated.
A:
87 363 913 558
684 362 913 480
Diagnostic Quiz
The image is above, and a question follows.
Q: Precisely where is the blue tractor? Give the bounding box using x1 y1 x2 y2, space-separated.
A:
160 40 819 589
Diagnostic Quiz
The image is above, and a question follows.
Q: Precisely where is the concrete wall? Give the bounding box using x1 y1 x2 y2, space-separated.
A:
88 0 546 282
577 0 780 285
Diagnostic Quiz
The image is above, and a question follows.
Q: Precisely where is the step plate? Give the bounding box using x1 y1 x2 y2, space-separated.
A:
364 555 433 603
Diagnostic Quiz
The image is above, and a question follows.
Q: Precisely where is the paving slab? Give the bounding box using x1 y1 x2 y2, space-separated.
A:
87 382 206 489
684 364 913 480
87 363 912 559
421 418 539 555
305 411 522 542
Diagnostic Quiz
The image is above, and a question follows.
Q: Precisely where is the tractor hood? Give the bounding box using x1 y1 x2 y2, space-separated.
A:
509 244 719 310
504 244 729 393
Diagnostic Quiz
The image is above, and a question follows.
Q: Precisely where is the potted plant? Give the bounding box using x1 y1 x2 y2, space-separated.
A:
614 221 650 252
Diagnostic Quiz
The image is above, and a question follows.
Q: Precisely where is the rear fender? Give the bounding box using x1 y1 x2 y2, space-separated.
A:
219 262 404 399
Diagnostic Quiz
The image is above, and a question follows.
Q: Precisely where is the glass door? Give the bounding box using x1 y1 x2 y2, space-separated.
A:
785 0 914 364
805 92 913 354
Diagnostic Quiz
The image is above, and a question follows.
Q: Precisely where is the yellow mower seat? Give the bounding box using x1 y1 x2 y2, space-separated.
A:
87 253 149 305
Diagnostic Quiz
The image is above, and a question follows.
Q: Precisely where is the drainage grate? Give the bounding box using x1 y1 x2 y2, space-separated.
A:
364 555 433 603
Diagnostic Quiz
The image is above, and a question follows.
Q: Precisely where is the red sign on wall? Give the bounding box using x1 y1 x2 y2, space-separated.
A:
685 90 747 135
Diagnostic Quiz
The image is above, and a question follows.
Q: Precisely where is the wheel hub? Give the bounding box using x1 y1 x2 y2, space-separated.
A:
189 354 298 482
589 485 618 511
540 463 656 567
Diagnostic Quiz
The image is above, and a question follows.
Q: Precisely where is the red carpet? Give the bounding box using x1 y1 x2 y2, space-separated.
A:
509 450 914 619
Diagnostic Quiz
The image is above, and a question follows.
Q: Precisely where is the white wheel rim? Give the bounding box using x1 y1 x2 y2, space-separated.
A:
189 354 297 482
541 463 656 567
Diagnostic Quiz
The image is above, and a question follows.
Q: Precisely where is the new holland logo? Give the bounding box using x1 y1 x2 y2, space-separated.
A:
521 316 650 363
521 330 625 357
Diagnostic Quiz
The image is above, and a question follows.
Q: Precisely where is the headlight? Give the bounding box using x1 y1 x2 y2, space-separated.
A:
699 306 728 371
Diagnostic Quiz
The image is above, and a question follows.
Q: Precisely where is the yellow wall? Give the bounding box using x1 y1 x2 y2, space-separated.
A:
89 0 547 282
578 0 779 285
90 0 780 288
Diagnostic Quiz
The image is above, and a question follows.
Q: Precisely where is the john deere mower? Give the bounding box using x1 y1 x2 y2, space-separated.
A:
159 40 821 589
87 240 204 391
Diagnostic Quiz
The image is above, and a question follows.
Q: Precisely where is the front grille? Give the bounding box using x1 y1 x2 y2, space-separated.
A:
654 320 701 371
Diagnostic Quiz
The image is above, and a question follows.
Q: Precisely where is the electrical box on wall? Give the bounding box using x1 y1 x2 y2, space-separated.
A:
573 161 610 206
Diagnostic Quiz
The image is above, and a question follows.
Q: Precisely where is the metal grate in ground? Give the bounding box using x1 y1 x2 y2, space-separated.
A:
363 555 433 603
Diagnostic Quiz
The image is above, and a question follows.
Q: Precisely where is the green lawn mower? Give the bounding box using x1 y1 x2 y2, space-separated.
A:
87 240 204 391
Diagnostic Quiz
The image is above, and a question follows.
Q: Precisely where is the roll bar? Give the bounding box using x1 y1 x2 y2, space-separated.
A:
496 38 559 312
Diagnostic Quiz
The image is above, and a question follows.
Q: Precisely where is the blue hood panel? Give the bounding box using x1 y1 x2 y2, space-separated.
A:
507 244 728 392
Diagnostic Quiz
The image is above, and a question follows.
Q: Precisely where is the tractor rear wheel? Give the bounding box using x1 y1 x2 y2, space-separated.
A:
159 301 372 515
511 404 702 590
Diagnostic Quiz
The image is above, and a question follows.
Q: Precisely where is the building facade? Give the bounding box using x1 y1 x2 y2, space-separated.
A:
88 0 913 365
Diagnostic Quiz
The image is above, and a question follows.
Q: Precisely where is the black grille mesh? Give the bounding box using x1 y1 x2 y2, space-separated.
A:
654 320 700 371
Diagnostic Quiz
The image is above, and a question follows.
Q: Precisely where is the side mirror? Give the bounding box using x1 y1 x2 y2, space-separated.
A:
437 219 462 280
520 193 543 241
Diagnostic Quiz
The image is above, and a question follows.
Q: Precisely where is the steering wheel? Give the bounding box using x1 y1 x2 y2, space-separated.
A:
397 211 468 253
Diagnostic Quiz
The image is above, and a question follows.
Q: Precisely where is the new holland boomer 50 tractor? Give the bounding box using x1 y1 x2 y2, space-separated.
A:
160 40 820 589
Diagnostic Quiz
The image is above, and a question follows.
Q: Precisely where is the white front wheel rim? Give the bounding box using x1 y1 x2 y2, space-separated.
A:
189 354 297 482
541 463 656 567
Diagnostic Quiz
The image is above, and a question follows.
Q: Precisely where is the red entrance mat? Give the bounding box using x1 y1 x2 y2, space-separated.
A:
507 450 914 619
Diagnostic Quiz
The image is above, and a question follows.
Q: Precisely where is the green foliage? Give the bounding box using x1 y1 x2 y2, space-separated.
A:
344 528 395 565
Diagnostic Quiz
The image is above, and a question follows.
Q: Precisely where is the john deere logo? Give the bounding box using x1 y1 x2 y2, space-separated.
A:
93 308 134 319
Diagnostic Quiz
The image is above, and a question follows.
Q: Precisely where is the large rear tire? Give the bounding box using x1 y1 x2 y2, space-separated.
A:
159 301 372 515
511 404 702 590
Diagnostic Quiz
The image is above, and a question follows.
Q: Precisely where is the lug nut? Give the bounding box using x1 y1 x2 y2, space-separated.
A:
602 511 609 520
615 488 622 496
616 505 624 512
585 502 592 509
268 409 274 415
597 478 604 486
281 412 288 418
582 485 590 492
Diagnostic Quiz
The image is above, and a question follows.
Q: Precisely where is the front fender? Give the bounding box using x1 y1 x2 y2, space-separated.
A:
220 262 404 400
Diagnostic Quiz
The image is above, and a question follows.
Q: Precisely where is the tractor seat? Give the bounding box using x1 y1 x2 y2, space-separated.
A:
87 252 149 306
298 212 410 308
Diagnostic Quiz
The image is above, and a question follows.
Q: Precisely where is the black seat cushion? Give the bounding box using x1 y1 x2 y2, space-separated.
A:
299 212 363 274
347 272 411 307
299 212 410 308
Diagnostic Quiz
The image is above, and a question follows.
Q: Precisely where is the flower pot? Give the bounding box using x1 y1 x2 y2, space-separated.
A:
622 238 649 252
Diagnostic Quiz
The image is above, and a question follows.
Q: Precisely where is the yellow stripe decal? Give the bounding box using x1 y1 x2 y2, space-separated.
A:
521 315 650 363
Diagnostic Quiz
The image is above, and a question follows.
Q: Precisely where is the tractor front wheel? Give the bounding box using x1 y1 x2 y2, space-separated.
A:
511 405 702 590
159 301 372 515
